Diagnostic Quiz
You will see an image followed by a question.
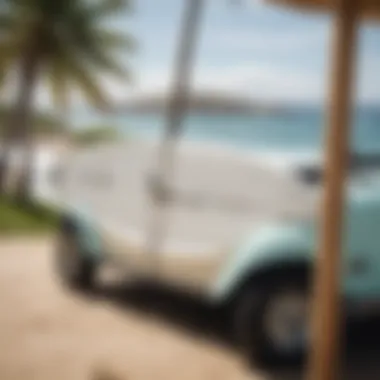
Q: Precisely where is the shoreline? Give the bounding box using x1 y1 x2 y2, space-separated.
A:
116 132 322 171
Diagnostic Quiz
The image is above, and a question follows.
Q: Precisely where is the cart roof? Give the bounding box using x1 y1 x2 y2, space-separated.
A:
268 0 380 21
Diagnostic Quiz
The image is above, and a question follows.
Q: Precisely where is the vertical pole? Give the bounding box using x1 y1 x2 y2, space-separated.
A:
308 1 359 380
144 0 205 276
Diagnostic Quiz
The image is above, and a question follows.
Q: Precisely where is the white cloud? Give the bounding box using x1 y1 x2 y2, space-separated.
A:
215 25 329 54
132 52 378 105
356 53 380 103
126 62 327 103
227 0 264 8
209 0 265 11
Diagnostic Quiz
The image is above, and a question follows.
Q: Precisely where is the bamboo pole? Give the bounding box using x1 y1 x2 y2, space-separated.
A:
308 0 359 379
144 0 205 277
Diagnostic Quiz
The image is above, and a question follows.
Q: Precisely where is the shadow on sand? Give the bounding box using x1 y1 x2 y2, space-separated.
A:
84 281 380 380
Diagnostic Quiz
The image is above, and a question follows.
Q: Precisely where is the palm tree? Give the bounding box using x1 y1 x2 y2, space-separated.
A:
0 0 134 202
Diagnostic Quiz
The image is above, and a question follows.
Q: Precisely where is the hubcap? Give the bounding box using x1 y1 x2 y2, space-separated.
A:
264 290 309 354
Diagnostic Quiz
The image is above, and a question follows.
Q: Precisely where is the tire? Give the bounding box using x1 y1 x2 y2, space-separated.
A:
55 222 97 291
233 270 310 366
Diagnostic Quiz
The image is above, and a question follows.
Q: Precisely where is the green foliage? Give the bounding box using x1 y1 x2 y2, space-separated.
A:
0 196 59 235
72 125 121 146
0 0 135 109
0 105 63 137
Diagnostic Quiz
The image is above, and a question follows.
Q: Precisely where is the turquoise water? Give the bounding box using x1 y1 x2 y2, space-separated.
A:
76 106 380 155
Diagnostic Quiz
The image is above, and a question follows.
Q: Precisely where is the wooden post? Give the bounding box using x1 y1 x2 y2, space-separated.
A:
308 1 359 380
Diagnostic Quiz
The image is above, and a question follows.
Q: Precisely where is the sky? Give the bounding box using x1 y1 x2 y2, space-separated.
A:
36 0 380 108
122 0 380 105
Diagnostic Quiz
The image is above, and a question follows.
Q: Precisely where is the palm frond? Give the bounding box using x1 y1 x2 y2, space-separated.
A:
68 56 109 110
95 29 136 52
0 13 12 31
0 39 19 86
89 0 131 19
1 0 134 111
79 44 132 80
0 39 21 61
0 104 63 136
48 57 70 110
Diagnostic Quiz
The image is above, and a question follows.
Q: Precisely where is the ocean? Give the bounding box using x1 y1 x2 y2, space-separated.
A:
75 106 380 162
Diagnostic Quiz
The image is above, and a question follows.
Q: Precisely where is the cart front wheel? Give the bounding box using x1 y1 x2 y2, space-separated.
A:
55 223 96 291
234 271 310 366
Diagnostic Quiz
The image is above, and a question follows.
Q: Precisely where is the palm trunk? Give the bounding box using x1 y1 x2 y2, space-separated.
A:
0 138 10 195
0 111 17 196
15 130 35 205
11 46 40 204
145 0 204 276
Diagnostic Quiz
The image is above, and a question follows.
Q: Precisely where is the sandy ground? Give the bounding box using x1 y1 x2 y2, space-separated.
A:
0 238 259 380
1 238 380 380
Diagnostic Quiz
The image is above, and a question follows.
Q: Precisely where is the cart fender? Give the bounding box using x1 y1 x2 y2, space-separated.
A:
210 223 315 302
61 206 104 263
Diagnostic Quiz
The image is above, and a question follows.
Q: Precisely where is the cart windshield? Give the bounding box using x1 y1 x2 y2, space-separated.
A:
296 153 380 187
